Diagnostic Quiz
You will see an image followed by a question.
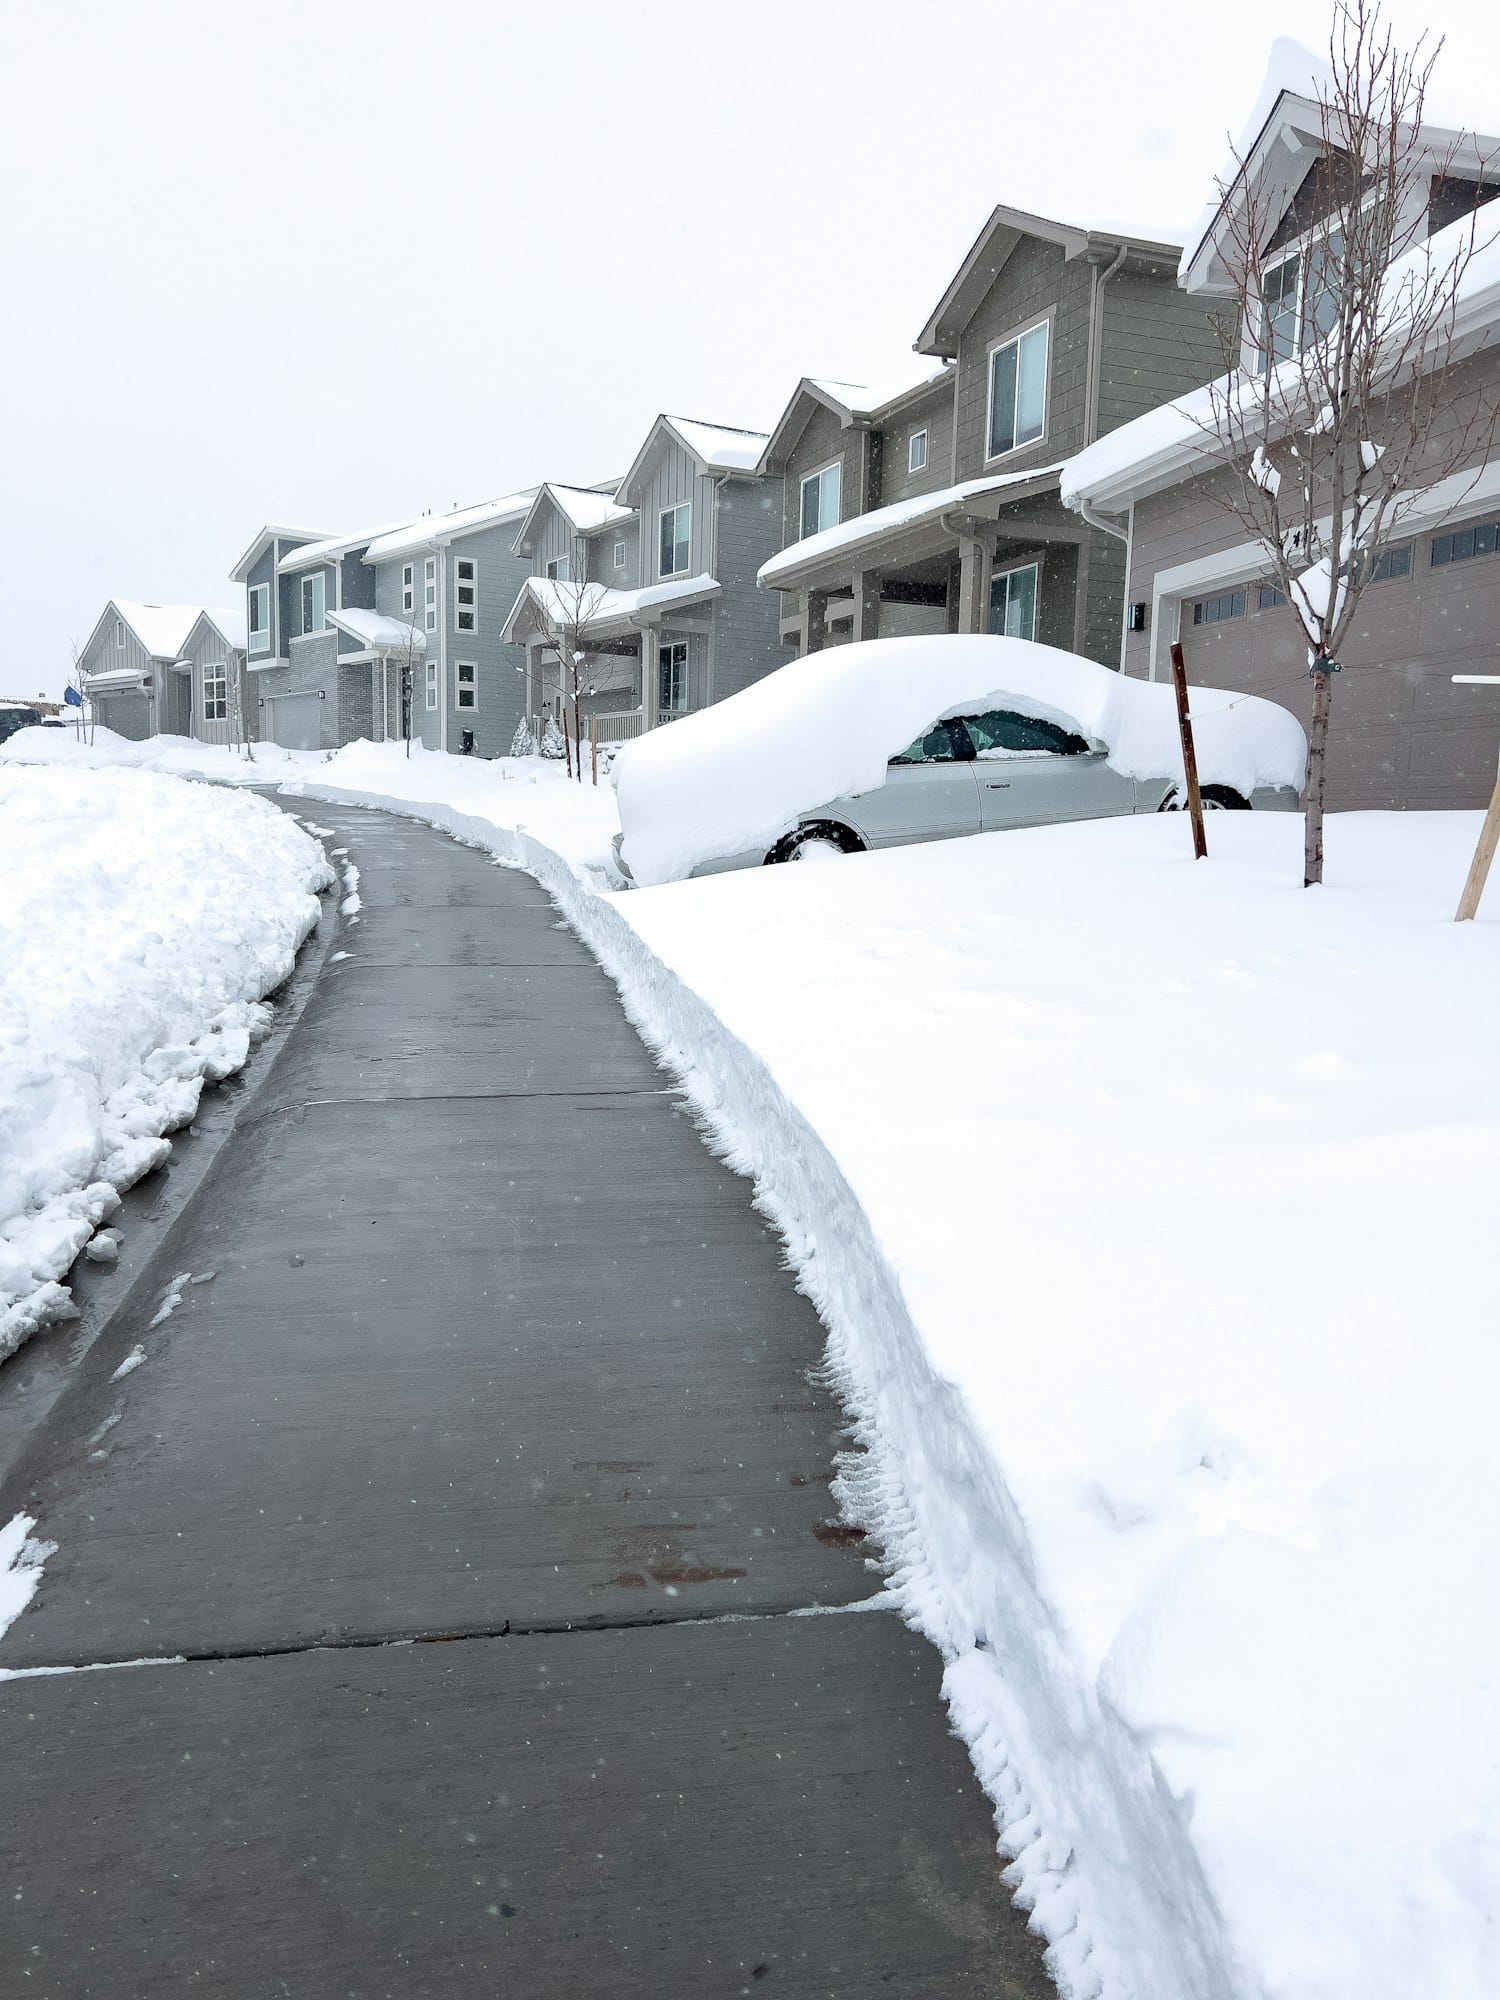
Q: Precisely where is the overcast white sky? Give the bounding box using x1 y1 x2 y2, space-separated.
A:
3 0 1495 697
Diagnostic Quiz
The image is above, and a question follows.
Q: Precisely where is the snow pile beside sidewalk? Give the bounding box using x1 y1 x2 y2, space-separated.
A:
610 635 1306 885
0 723 326 787
281 739 620 872
612 812 1500 2000
0 766 333 1358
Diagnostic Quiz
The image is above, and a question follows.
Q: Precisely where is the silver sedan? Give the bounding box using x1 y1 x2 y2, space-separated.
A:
613 704 1298 878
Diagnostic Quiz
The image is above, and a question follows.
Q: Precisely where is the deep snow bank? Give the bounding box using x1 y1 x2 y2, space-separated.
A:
0 766 332 1356
0 723 325 787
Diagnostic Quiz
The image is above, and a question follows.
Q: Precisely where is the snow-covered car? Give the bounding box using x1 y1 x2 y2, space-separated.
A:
0 706 42 745
609 635 1306 886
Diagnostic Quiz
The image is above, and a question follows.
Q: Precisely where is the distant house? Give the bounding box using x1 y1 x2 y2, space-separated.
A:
230 494 536 755
502 418 782 737
759 207 1224 666
176 607 250 745
1062 51 1500 809
77 600 241 742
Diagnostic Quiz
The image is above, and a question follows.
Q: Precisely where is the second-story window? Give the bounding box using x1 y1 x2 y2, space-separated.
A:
908 430 928 474
659 501 691 578
799 462 841 539
248 583 270 653
301 571 325 635
424 557 437 632
456 556 477 632
613 539 626 570
402 564 414 614
116 619 125 650
546 556 570 582
987 320 1049 460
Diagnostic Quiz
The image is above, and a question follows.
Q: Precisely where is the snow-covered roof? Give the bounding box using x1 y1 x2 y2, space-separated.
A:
191 606 248 652
760 363 955 470
758 465 1064 589
917 206 1186 358
1062 206 1500 514
111 601 202 660
510 483 635 558
327 607 427 654
362 490 536 565
279 523 413 574
615 415 771 504
82 665 151 693
500 571 720 647
228 525 330 583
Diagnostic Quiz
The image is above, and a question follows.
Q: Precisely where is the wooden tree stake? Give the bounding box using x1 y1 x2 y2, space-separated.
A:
1456 760 1500 920
590 716 599 787
1169 641 1208 860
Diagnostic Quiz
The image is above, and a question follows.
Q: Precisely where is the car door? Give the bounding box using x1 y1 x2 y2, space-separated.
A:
958 708 1138 831
840 720 982 848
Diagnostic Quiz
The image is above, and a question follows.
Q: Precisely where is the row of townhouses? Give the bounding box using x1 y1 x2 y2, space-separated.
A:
78 51 1500 811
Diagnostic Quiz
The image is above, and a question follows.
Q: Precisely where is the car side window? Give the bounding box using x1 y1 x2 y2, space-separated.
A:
890 721 973 765
960 708 1089 757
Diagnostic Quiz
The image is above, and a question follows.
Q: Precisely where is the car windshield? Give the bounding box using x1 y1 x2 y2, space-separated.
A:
890 720 973 765
958 708 1090 757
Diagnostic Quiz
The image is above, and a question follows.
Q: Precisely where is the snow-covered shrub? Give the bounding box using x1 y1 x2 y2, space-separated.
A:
509 717 538 759
538 717 566 761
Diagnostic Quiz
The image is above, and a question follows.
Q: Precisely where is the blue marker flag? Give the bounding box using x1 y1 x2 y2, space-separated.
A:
63 686 83 707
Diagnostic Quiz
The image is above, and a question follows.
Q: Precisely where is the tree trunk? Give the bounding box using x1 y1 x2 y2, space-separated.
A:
1303 662 1336 887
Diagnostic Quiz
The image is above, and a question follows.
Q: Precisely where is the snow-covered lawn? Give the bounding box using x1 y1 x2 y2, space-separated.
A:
0 765 332 1357
0 723 326 787
284 738 1499 2000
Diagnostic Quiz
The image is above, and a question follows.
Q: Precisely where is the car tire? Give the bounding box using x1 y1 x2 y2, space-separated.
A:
1157 783 1251 812
765 821 865 865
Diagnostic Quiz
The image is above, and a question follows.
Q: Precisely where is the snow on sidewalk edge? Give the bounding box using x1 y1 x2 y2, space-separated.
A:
287 777 1243 2000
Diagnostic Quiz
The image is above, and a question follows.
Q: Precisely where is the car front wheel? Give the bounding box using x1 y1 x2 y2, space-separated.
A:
1157 783 1251 812
765 821 865 865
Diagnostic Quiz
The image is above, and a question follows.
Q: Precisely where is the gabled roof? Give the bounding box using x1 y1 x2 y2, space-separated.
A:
279 523 413 574
615 415 770 506
187 606 248 653
228 526 329 583
500 572 720 647
1062 205 1500 513
511 483 634 559
362 490 537 565
90 600 203 661
1180 39 1500 294
759 362 954 472
916 206 1185 359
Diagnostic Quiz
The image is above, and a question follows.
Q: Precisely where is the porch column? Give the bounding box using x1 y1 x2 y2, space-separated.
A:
955 535 993 636
640 623 660 730
851 570 881 644
805 589 829 655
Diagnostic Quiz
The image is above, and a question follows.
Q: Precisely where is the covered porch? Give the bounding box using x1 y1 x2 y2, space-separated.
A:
501 573 722 739
758 465 1097 656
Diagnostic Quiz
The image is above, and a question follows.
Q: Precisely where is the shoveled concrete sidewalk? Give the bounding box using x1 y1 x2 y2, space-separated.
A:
0 798 1053 1997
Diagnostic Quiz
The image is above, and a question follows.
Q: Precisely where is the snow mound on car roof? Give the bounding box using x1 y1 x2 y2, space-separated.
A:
611 635 1306 885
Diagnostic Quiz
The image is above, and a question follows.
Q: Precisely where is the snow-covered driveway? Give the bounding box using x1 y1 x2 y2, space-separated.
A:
0 765 332 1356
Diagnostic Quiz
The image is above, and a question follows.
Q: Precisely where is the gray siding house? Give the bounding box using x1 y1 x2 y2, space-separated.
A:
78 600 235 741
759 207 1223 667
503 420 782 735
1062 65 1500 809
176 607 251 745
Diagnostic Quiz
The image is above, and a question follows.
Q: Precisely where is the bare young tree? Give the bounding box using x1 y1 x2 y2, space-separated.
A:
532 574 636 783
229 650 255 765
1197 0 1499 884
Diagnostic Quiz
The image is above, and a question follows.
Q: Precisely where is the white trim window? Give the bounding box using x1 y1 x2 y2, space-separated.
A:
402 563 414 614
908 429 928 475
546 555 570 582
613 538 626 570
247 582 270 654
455 661 477 710
424 556 437 632
456 555 478 632
799 461 841 539
1252 201 1380 375
987 561 1039 642
658 501 691 578
658 639 689 714
115 619 125 650
202 659 228 721
301 570 326 635
986 321 1049 460
425 660 438 711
